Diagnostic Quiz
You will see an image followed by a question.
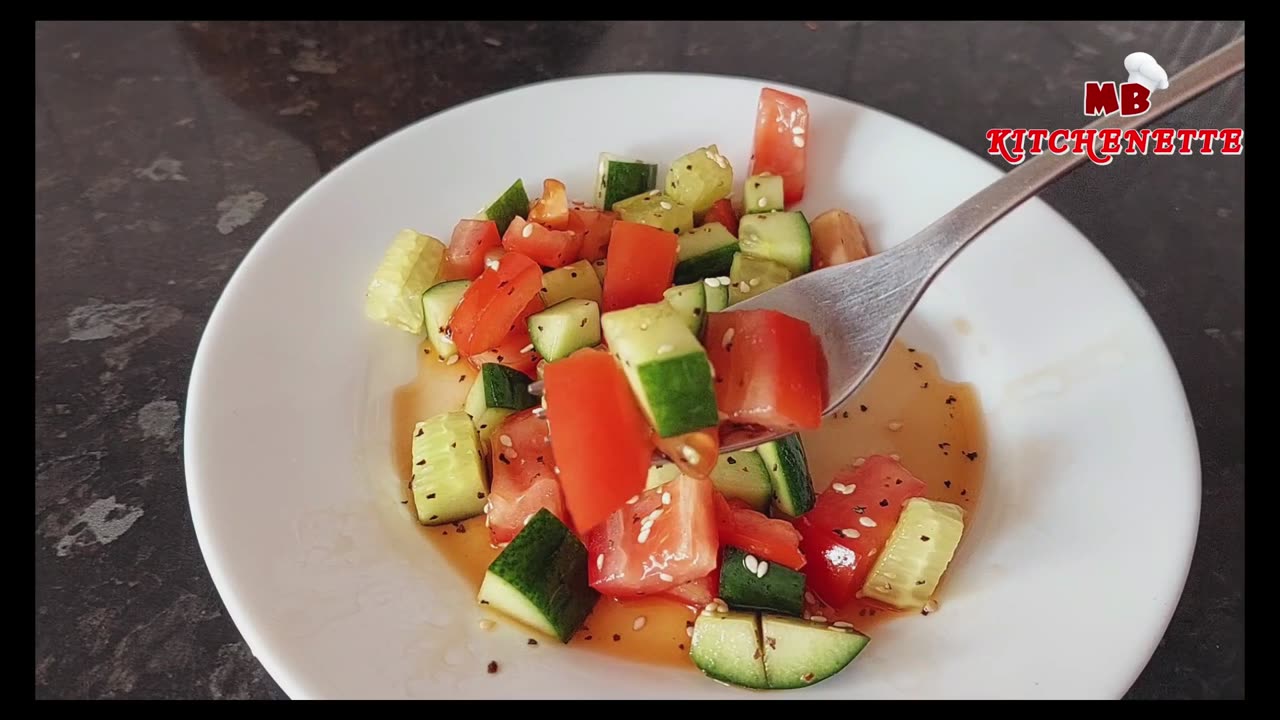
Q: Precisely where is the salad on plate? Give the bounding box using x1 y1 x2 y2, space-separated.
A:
363 86 974 691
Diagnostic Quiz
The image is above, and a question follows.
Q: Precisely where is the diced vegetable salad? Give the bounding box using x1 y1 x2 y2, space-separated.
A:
365 87 964 691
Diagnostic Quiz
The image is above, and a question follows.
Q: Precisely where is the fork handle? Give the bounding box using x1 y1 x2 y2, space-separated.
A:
891 36 1244 279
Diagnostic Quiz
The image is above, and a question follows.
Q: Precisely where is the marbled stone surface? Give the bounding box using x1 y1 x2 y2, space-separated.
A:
34 21 1244 699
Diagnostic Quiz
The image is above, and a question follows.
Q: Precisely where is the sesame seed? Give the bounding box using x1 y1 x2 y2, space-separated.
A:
658 572 674 582
640 322 649 331
840 528 861 538
681 445 701 466
523 515 532 526
532 406 546 418
859 517 878 528
868 548 877 556
554 465 561 474
831 482 852 495
852 457 866 466
718 276 731 284
527 380 544 395
660 201 673 210
520 343 535 353
596 554 604 571
749 277 760 286
637 527 651 544
888 420 904 431
792 125 805 135
626 495 639 505
485 257 501 270
744 554 759 574
704 278 719 288
805 592 816 604
721 328 735 349
833 621 853 629
704 150 715 160
793 135 805 148
657 344 674 355
756 197 767 208
686 626 694 637
479 619 495 630
922 599 939 615
809 615 827 623
645 509 664 524
445 355 460 365
521 223 534 238
483 502 492 513
889 453 901 461
738 281 750 293
632 616 647 631
661 491 671 505
756 561 769 578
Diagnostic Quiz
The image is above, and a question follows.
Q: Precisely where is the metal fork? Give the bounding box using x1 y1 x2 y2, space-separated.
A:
717 35 1244 454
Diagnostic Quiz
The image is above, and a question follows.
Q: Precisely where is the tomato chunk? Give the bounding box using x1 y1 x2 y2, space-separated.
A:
587 474 719 598
601 221 678 312
448 252 543 357
528 179 570 230
567 207 616 262
486 409 565 545
793 455 928 607
749 88 809 205
544 348 653 534
704 310 826 430
442 219 502 281
701 198 739 237
503 216 582 269
467 324 540 378
713 492 805 570
664 571 720 609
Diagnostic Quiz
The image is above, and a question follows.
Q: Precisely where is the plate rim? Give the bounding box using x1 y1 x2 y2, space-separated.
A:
183 71 1202 699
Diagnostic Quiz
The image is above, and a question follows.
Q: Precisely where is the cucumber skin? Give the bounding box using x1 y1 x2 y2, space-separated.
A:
480 364 537 411
636 353 721 437
761 434 816 516
484 509 599 643
719 547 806 617
674 244 740 284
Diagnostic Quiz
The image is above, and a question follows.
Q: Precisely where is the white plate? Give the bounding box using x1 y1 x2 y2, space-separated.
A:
184 74 1199 700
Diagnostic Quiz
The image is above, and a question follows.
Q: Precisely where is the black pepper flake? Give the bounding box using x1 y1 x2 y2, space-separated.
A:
859 404 868 412
527 638 538 646
415 459 426 466
913 362 923 370
455 523 467 533
426 493 437 499
842 411 850 418
960 489 968 496
753 182 760 189
585 635 593 640
459 375 466 382
400 500 408 505
895 478 903 485
536 456 544 463
451 442 457 449
477 492 486 499
415 428 424 437
879 499 890 507
693 308 702 315
487 661 499 674
442 530 448 535
727 456 737 465
679 643 686 650
480 599 489 605
497 355 505 362
921 535 931 541
907 347 916 353
854 505 866 514
965 451 979 461
943 480 952 488
571 272 578 278
430 514 439 521
686 164 693 170
945 395 957 405
772 464 779 472
916 579 927 585
612 634 621 642
499 454 511 465
424 349 431 355
538 325 544 331
580 318 588 328
480 424 488 429
831 529 843 537
920 382 929 389
938 442 950 449
498 280 508 288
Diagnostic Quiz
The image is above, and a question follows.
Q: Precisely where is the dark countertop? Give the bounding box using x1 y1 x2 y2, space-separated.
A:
34 21 1244 699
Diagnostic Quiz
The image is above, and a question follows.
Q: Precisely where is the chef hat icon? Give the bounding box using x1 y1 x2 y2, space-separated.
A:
1124 52 1170 92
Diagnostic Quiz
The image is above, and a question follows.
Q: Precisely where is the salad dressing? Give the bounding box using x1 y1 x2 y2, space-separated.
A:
393 339 985 668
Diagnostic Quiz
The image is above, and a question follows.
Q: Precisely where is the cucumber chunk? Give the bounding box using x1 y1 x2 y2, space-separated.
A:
410 411 489 525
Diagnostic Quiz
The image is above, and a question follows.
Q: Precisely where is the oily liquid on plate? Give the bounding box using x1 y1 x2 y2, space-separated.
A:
391 340 985 668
